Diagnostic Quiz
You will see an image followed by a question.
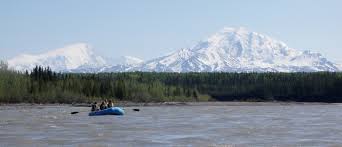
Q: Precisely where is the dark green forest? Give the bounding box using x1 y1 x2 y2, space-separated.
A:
1 60 342 103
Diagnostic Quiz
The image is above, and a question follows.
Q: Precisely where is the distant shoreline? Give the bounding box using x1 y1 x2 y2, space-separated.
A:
0 101 336 107
69 101 341 107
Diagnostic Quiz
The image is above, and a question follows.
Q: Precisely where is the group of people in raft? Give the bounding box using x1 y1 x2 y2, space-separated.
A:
91 99 114 112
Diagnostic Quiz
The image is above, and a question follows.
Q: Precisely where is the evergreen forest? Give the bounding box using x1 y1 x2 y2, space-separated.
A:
1 61 342 103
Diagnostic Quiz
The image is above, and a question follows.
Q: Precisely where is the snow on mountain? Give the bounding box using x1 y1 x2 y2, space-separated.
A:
7 27 340 73
135 27 338 72
101 56 143 72
122 56 144 65
337 63 342 71
106 56 143 66
71 56 144 73
8 43 107 72
139 48 196 72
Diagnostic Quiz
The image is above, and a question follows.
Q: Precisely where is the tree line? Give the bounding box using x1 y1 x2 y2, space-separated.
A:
0 61 342 103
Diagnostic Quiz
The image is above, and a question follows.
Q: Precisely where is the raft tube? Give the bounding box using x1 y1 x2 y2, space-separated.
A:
89 107 125 116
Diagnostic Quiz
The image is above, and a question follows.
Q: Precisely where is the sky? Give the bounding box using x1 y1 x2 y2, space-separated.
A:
0 0 341 62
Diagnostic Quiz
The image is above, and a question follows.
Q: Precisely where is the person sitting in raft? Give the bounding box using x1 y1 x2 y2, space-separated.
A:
100 101 107 110
91 102 99 112
107 100 114 108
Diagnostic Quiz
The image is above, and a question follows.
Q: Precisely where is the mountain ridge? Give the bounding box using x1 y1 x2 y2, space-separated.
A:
7 27 340 72
132 27 338 72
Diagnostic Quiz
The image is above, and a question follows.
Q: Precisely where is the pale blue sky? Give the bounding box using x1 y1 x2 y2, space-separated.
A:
0 0 341 62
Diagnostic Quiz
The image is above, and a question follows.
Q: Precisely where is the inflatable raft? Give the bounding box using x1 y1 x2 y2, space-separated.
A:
89 107 125 116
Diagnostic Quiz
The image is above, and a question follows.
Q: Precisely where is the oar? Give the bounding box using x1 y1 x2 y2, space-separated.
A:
71 111 79 114
117 107 140 111
116 102 139 112
71 110 89 114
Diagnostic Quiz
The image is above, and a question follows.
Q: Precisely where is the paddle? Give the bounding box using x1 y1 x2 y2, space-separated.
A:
71 111 79 114
116 103 139 112
115 107 140 112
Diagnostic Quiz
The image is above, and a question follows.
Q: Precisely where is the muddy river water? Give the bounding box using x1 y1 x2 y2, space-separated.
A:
0 104 342 146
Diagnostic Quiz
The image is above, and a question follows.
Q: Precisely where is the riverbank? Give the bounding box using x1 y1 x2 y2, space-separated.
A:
1 101 335 108
75 101 337 107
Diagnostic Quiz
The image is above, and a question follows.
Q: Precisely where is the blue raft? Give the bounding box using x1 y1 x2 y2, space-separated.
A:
89 107 125 116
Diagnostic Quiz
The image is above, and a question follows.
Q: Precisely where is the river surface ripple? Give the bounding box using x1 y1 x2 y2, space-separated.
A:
1 104 342 146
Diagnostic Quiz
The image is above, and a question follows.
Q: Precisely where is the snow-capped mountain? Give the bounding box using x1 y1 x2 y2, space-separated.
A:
106 56 143 66
8 43 107 72
70 56 144 73
135 27 338 72
7 27 340 73
337 63 342 71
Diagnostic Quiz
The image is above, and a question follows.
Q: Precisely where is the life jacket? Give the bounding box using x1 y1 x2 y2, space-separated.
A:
100 103 107 110
91 104 97 111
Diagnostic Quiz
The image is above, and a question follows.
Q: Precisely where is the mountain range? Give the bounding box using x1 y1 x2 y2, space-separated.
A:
7 27 341 72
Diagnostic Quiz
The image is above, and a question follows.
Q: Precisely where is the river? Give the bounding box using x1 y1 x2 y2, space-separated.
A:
1 104 342 146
